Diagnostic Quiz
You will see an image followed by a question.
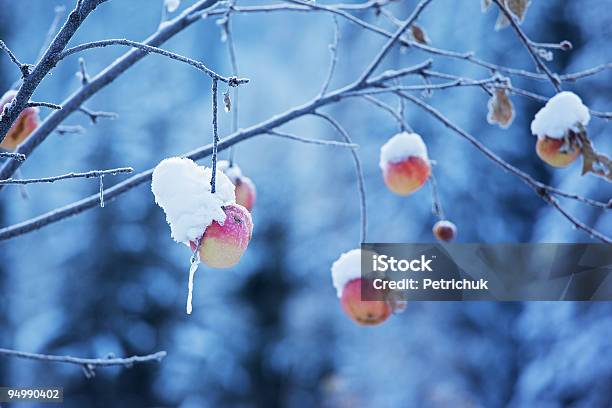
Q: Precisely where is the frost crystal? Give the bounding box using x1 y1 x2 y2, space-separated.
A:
151 157 235 243
379 132 429 170
530 92 590 139
331 249 363 298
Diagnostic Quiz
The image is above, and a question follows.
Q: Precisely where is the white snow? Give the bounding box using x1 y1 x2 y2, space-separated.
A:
331 249 362 297
151 157 235 243
217 160 243 182
530 92 590 139
379 132 429 169
164 0 180 12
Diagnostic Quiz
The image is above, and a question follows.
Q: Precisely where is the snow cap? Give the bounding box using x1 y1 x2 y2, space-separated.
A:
379 132 429 169
331 249 364 297
151 157 235 243
530 91 590 139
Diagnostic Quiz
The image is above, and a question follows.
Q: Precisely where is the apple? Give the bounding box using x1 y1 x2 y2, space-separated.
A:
190 204 253 268
380 132 431 196
432 220 457 242
0 90 40 150
217 160 256 211
535 135 580 168
340 278 392 326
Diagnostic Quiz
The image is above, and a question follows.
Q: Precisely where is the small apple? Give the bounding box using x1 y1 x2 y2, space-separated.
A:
535 135 580 168
340 278 392 326
380 132 431 196
433 220 457 242
217 160 256 211
190 204 253 268
0 90 40 150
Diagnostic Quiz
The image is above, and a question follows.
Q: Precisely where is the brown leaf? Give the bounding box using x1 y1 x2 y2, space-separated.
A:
481 0 493 12
577 131 612 181
506 0 531 22
410 24 430 45
487 88 515 129
223 91 231 113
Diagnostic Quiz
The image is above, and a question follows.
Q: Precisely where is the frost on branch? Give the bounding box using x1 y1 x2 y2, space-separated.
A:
331 249 362 298
151 157 235 244
530 92 590 140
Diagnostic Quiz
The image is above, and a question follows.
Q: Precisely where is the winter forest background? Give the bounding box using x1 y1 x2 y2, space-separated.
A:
0 0 611 407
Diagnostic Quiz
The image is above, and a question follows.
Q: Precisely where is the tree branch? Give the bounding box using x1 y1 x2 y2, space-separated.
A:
0 167 133 185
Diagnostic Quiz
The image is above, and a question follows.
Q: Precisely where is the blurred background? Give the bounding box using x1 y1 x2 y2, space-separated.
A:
0 0 611 407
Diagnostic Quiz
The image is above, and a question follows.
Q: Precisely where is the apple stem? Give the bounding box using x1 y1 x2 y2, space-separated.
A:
210 79 219 194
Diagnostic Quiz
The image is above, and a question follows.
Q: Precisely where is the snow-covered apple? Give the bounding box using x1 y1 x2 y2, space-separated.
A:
0 90 40 150
433 220 457 242
190 204 253 268
380 132 431 195
331 249 392 326
531 91 589 168
218 160 256 211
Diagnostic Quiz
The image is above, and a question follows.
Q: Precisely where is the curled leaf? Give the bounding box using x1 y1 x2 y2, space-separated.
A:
577 131 612 181
491 0 532 30
223 91 231 113
410 24 430 45
487 88 515 129
481 0 493 12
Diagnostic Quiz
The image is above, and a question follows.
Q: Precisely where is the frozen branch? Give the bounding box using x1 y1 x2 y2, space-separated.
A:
313 112 368 244
0 348 166 378
0 167 133 185
266 130 359 148
319 15 341 97
59 39 249 85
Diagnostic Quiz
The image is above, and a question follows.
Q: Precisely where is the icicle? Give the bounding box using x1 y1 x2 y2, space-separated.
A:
186 241 201 315
99 175 105 208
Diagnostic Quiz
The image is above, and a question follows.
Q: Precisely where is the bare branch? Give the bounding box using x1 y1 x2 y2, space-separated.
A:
78 107 118 123
27 101 62 110
59 39 249 85
0 40 31 78
266 130 359 148
0 167 133 185
0 347 166 376
313 112 368 244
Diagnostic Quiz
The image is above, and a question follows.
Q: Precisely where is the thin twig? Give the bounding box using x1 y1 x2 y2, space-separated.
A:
429 173 445 220
27 101 62 110
0 167 133 185
361 95 410 131
78 107 118 123
266 130 359 148
210 79 219 193
313 112 368 244
0 40 30 78
319 15 341 97
59 39 249 85
0 348 166 370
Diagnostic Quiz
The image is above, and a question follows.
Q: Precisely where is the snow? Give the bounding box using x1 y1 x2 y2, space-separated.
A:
331 249 362 297
217 160 243 182
530 91 590 139
151 157 235 244
164 0 180 12
379 132 429 169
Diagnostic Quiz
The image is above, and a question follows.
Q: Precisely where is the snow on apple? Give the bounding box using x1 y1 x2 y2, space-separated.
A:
531 92 589 168
331 249 392 326
151 157 235 244
379 132 431 196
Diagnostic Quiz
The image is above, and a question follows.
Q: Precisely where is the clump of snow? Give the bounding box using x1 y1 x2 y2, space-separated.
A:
217 160 243 183
379 132 429 169
530 92 590 139
151 157 235 243
331 249 363 297
164 0 180 12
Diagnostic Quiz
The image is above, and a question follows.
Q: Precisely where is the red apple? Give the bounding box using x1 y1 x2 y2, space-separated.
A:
0 90 40 150
218 161 256 211
340 278 392 326
535 136 580 168
190 204 253 268
433 220 457 242
380 132 431 196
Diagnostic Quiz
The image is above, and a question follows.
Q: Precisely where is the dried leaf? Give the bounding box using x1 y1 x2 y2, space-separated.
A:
481 0 493 12
495 12 510 30
223 91 231 113
506 0 531 22
410 24 430 45
487 88 515 129
577 131 612 181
